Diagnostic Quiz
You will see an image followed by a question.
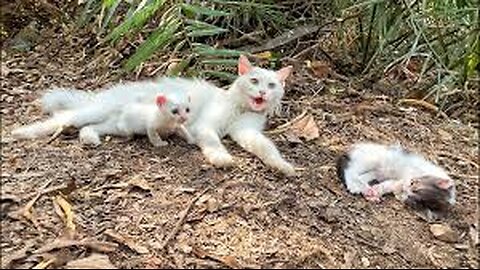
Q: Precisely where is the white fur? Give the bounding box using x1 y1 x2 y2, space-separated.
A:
342 142 455 204
78 90 193 147
12 56 295 175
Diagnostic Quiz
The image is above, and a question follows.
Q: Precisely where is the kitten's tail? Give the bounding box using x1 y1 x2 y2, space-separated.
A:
41 88 94 113
335 152 350 186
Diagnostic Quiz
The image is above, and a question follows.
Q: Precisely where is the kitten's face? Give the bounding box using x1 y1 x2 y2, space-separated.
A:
404 176 455 213
156 94 191 124
235 55 292 113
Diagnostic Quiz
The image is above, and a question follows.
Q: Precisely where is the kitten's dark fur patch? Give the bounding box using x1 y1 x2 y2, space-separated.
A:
336 153 350 187
405 177 453 215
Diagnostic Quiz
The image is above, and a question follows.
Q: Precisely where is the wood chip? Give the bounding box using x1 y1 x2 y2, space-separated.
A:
65 253 116 269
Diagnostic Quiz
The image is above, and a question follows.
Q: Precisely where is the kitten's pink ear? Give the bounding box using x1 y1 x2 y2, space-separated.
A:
276 66 293 85
156 95 167 107
436 179 453 189
238 55 252 75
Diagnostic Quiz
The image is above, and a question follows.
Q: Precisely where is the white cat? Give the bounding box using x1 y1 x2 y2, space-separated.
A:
12 55 296 176
79 91 193 147
336 142 456 215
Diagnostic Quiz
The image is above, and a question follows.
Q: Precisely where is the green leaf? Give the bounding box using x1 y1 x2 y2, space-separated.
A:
202 70 238 81
193 43 246 57
106 0 167 43
100 0 123 31
124 18 181 71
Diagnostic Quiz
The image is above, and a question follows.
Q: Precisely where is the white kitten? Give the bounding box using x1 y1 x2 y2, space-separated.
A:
336 142 456 215
79 91 193 147
11 80 166 139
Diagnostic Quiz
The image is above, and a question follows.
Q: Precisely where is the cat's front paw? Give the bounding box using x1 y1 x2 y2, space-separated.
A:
152 140 168 147
206 151 234 167
79 127 101 146
363 187 381 203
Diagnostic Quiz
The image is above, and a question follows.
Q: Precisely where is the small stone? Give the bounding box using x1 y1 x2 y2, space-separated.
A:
429 224 458 243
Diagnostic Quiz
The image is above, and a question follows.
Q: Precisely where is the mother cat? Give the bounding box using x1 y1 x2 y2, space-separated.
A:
12 56 296 176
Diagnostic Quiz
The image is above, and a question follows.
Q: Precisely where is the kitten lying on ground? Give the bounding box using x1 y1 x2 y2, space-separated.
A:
79 91 193 147
336 142 456 217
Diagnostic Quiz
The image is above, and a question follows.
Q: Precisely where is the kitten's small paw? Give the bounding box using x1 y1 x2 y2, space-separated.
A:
207 152 234 167
79 127 101 146
364 187 381 202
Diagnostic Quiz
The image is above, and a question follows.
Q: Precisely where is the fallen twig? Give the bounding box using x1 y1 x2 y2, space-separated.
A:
159 188 210 251
397 99 449 119
1 243 34 269
44 125 65 145
33 238 118 254
13 179 54 226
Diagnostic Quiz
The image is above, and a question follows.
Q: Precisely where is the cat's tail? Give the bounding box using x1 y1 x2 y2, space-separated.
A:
41 88 95 113
11 111 75 139
335 152 350 187
12 106 108 139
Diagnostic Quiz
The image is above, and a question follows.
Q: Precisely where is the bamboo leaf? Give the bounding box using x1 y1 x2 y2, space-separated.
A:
124 18 181 71
106 0 167 43
193 43 246 57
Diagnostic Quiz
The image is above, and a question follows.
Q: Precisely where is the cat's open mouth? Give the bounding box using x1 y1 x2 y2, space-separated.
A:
249 96 267 111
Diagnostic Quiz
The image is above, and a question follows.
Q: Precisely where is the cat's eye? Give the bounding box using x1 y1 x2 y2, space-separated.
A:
171 108 179 114
268 82 276 89
186 108 190 113
250 78 259 85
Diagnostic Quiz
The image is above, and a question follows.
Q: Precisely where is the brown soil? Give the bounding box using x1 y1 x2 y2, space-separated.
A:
1 26 478 269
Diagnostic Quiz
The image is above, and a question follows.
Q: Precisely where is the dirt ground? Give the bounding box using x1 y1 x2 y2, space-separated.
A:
1 27 479 269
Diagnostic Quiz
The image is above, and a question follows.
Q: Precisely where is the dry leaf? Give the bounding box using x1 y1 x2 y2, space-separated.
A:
128 175 152 192
56 195 76 238
217 256 242 269
104 229 149 254
430 224 458 243
254 51 272 60
32 258 56 269
287 113 319 141
307 60 331 78
65 254 116 269
192 246 242 269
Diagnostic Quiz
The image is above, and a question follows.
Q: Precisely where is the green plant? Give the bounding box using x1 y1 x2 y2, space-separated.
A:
78 0 299 80
333 0 479 107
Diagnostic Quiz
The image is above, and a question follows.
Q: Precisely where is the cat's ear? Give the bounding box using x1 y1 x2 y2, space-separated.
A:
436 179 453 189
156 95 167 107
238 55 253 75
276 66 293 86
